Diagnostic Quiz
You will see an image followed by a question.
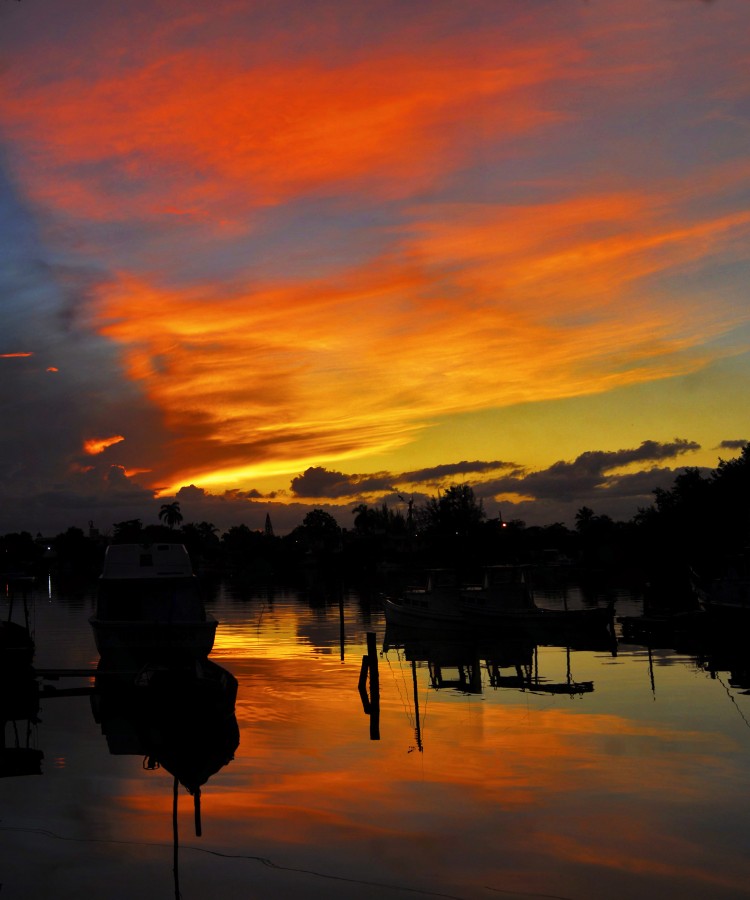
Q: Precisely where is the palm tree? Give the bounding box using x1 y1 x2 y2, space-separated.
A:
158 501 183 529
196 521 219 542
575 506 596 533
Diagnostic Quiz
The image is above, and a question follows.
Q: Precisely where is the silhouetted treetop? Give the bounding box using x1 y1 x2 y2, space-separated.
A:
417 483 485 537
158 501 183 529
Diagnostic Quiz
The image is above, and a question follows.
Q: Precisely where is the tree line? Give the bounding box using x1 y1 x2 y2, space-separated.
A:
2 446 748 587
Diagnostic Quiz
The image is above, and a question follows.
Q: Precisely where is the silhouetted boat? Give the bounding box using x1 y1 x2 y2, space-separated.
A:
1 580 35 672
617 565 704 648
459 564 535 619
383 565 615 638
461 565 615 633
699 554 750 630
472 599 616 633
529 549 575 589
90 543 218 666
382 569 463 625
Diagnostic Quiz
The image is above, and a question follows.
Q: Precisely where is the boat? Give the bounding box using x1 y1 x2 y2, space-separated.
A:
1 578 35 672
460 565 615 636
469 597 616 634
382 569 464 625
705 562 750 609
692 552 750 634
459 565 536 618
383 564 615 640
90 543 218 667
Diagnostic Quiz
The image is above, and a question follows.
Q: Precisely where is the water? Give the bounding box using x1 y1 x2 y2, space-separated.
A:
2 578 750 899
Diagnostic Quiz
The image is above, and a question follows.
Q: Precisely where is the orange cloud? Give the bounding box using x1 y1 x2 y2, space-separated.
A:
0 352 34 358
69 463 95 474
0 35 574 222
88 172 748 492
83 434 126 455
1 2 747 496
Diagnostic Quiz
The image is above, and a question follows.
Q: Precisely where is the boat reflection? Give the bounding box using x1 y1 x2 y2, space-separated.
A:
698 644 750 696
1 587 41 778
91 658 240 829
91 658 239 898
383 622 608 699
0 669 43 778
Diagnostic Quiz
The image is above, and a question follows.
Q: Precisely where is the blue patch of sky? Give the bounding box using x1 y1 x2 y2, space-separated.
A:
145 197 404 288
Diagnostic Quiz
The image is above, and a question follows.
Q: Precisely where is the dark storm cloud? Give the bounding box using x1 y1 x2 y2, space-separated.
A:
302 449 702 529
717 439 747 450
476 439 701 502
480 461 713 528
287 444 699 506
177 484 277 504
290 459 517 499
0 464 158 535
50 465 156 508
0 160 172 500
290 466 396 498
398 460 518 483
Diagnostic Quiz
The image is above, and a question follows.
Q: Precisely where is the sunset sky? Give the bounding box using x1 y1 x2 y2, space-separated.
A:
1 0 748 535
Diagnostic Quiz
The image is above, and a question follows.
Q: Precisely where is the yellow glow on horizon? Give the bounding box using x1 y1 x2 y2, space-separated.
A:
94 183 744 493
154 444 393 497
0 3 747 495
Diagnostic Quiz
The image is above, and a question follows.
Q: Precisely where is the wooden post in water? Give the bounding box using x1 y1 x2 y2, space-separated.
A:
358 654 371 713
366 631 380 740
339 592 345 662
357 632 381 740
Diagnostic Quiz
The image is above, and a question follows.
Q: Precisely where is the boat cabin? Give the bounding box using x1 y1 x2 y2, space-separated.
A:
96 543 207 624
101 543 194 580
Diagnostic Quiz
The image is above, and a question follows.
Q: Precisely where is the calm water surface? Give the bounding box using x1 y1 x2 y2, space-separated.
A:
2 578 750 899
